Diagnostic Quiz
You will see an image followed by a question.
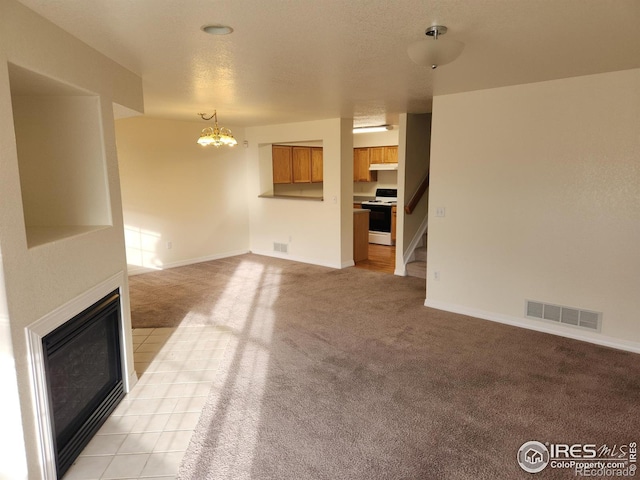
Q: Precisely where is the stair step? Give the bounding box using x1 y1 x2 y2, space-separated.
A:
414 246 427 262
406 260 426 279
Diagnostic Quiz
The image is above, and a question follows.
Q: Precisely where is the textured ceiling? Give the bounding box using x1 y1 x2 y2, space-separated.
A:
15 0 640 127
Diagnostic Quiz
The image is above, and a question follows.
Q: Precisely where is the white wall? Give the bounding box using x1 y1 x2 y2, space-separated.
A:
0 0 143 476
353 170 399 197
13 95 111 228
246 118 353 268
426 69 640 351
352 128 399 148
115 117 250 273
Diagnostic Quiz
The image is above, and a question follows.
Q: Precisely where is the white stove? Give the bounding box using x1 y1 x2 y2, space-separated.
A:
361 187 398 206
360 188 397 245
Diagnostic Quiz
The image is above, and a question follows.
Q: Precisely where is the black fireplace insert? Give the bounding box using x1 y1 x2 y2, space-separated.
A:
42 289 124 479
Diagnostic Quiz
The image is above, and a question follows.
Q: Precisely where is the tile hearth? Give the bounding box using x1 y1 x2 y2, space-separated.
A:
63 325 230 480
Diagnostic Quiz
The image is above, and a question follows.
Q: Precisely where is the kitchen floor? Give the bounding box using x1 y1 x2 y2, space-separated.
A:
354 243 396 274
62 325 231 480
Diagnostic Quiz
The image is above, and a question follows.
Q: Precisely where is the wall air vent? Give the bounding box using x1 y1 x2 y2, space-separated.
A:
525 300 602 332
273 242 288 253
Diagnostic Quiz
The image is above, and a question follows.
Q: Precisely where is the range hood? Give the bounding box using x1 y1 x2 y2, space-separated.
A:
369 163 398 171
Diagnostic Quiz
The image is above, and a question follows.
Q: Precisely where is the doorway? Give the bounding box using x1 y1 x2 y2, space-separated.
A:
354 244 396 274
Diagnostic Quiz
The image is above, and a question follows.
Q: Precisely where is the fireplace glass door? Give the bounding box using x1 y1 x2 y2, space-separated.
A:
42 289 124 479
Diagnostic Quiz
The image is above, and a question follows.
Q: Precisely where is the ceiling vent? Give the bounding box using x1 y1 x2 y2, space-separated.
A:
526 300 601 332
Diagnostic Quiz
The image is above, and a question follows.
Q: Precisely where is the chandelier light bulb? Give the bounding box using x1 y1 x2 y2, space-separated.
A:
196 111 238 147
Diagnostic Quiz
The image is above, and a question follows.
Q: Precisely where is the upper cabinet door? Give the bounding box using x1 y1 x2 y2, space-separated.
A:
353 148 377 182
273 145 323 185
272 145 293 184
353 148 368 181
292 146 312 183
384 146 398 163
311 147 323 183
362 145 398 165
369 147 384 164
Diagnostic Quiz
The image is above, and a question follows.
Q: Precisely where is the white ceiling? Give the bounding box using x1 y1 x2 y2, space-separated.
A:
16 0 640 127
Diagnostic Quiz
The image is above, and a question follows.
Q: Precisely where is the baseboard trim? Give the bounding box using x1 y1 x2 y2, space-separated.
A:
250 249 343 269
424 298 640 354
127 249 250 276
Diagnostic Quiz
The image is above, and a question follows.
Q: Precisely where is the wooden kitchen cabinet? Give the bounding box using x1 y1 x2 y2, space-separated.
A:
273 145 323 184
353 209 370 263
391 205 397 242
368 145 398 164
369 147 384 164
311 147 323 183
272 145 293 184
292 146 312 183
353 148 378 182
384 146 398 163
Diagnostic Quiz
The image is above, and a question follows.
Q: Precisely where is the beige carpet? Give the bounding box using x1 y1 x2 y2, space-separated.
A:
128 254 640 479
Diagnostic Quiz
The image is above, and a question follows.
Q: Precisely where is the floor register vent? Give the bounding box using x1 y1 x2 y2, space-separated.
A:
273 242 288 253
526 300 601 332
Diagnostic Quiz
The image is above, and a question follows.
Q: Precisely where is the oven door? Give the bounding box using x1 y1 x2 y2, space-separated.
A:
361 204 391 232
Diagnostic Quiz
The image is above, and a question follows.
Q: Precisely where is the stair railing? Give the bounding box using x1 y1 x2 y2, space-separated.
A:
404 172 429 215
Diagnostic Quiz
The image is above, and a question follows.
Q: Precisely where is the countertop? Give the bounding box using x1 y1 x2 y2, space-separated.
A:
259 194 323 201
353 196 375 204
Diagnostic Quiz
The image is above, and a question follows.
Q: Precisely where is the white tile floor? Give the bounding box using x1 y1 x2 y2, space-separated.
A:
63 326 231 480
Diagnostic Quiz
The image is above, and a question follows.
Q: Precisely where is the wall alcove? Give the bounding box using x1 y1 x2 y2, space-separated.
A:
8 63 112 248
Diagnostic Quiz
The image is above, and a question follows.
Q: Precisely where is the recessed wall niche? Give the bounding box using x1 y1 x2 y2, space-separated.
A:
9 63 111 248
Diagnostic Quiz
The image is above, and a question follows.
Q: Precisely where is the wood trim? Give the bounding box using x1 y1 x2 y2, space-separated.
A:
391 205 397 242
405 173 429 215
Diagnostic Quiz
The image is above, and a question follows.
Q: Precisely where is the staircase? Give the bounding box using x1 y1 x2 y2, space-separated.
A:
402 169 429 280
405 245 426 279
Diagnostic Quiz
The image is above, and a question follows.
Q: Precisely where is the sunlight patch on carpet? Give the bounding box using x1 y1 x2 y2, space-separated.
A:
185 260 281 478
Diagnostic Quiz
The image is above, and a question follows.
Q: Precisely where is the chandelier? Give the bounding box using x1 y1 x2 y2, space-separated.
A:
196 111 238 147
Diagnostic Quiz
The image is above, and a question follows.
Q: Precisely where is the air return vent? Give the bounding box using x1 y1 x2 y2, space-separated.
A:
273 242 288 253
526 300 601 332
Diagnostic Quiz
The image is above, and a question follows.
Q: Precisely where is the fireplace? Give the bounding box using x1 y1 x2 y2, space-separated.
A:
41 289 125 479
25 273 134 479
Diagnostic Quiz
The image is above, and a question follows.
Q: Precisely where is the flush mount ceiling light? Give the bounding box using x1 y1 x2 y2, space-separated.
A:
197 111 238 147
407 25 464 70
201 24 234 35
353 125 393 134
